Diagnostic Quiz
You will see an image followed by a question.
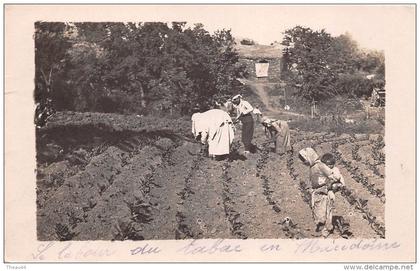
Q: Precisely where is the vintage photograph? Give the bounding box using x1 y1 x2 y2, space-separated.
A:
34 19 386 241
5 3 417 264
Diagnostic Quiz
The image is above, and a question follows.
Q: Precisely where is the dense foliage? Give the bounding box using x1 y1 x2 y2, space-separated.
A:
240 38 256 46
281 26 385 103
34 22 246 125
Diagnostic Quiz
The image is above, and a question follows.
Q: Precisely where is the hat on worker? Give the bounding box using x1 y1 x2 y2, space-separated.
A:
232 94 242 101
261 116 275 126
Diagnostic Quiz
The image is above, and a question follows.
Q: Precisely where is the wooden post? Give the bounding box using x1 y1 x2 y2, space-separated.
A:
366 105 370 119
284 88 287 108
139 84 146 108
310 100 315 119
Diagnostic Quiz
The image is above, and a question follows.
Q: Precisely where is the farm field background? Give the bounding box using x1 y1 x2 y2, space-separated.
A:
32 21 386 241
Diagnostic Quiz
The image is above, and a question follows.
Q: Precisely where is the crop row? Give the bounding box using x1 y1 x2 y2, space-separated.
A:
221 161 248 239
340 186 385 238
371 136 385 165
175 154 203 239
77 143 167 241
254 145 311 239
329 142 385 238
332 142 385 201
353 143 385 179
256 144 283 214
37 145 127 240
43 111 192 137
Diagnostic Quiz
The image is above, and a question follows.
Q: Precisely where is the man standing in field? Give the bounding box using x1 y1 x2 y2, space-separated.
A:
230 94 255 155
191 109 235 160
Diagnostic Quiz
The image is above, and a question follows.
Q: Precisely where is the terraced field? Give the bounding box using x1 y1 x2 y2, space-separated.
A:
36 112 385 240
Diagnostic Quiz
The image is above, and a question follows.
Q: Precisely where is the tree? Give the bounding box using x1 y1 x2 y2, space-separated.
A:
281 26 385 102
281 26 338 103
360 49 385 81
329 32 361 74
34 22 73 125
34 22 245 116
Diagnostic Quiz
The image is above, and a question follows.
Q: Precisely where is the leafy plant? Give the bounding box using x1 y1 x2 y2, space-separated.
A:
125 198 153 224
113 219 144 241
55 223 78 241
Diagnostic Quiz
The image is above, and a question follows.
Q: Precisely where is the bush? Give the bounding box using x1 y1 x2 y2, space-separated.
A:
34 22 246 122
281 26 385 102
335 73 374 97
289 117 384 135
240 38 255 46
317 96 363 115
281 85 364 117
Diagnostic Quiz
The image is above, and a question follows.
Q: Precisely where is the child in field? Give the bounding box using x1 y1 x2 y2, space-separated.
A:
298 148 341 237
320 153 349 237
320 153 345 201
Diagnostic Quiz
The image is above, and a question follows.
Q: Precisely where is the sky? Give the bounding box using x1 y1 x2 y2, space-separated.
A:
13 4 415 52
133 5 414 51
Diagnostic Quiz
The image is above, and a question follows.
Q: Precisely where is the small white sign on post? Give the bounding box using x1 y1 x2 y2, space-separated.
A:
255 61 269 78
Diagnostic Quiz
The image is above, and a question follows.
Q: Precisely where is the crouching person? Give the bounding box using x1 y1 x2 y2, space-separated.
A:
298 147 336 238
261 117 292 155
191 109 235 160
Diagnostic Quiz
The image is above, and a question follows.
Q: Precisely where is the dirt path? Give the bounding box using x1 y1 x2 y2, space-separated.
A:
253 83 275 111
241 78 305 118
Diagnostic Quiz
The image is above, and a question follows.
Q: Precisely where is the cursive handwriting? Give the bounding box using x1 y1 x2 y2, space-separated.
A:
58 242 115 259
32 242 55 260
260 243 282 252
130 243 161 255
32 241 116 260
31 238 403 260
295 239 400 254
177 239 242 255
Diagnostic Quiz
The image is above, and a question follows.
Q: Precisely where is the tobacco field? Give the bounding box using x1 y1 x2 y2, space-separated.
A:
36 111 385 241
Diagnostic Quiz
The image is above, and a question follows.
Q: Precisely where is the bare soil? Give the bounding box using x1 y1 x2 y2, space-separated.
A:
36 111 385 240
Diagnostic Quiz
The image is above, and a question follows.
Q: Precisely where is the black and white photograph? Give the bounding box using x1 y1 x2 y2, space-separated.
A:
4 4 416 263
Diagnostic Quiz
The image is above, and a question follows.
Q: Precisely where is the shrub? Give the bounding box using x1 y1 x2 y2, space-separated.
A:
290 117 384 135
34 22 246 122
335 73 374 97
240 38 255 45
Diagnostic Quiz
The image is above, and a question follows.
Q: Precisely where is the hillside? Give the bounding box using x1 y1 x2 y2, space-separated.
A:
235 42 283 59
